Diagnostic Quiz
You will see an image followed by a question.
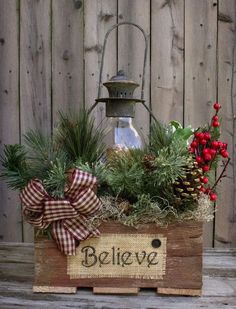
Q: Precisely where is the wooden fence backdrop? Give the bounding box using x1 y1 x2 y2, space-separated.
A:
0 0 235 248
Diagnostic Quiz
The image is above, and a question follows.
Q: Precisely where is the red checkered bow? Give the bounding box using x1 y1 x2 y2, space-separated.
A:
20 169 102 255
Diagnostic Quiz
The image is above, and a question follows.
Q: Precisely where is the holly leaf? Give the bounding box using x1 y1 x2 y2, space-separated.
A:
170 120 182 130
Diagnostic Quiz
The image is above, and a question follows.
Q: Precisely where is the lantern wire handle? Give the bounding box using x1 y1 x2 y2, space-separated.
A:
89 22 157 122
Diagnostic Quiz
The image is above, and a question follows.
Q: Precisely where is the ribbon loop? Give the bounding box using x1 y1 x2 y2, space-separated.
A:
20 169 102 255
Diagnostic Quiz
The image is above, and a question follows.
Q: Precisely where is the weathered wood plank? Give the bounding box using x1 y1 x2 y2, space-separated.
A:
84 0 117 124
215 0 236 248
184 0 218 247
20 0 52 242
151 0 184 124
0 0 22 242
117 0 150 138
93 287 139 294
52 0 84 126
33 286 77 294
157 287 201 296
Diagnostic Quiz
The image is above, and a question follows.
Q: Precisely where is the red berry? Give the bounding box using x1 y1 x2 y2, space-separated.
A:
210 193 218 201
222 143 227 149
204 132 211 140
209 149 216 156
203 148 210 155
200 186 206 193
200 139 207 145
202 165 210 172
205 188 211 194
204 153 212 161
198 132 205 140
213 103 221 111
211 141 218 149
212 115 219 121
218 142 224 148
212 121 220 127
201 176 209 184
191 141 198 148
195 132 201 138
196 156 203 164
220 150 229 158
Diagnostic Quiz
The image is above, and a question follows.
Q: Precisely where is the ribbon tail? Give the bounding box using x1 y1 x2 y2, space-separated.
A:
51 221 76 255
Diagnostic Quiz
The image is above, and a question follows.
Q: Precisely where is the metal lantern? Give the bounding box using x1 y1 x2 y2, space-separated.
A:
89 22 156 151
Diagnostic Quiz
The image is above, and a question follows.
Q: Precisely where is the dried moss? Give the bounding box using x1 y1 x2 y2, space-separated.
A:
88 193 215 229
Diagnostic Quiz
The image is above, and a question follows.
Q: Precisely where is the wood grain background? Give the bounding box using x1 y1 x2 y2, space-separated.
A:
0 0 235 248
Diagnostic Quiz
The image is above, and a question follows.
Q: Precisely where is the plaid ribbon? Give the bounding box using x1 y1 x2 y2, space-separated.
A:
20 169 102 255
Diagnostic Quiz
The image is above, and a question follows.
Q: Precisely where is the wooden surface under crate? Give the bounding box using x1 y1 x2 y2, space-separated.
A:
34 221 203 295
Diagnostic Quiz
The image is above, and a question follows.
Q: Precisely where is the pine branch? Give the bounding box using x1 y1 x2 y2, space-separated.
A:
0 144 30 190
56 109 105 164
24 130 69 182
43 158 68 198
149 121 173 154
105 150 145 201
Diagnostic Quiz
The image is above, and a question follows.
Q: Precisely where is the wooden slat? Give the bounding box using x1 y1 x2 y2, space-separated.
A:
184 0 218 247
117 0 150 138
215 0 236 247
84 0 117 126
151 0 184 124
52 0 84 126
0 0 22 242
33 286 77 294
93 287 139 294
20 0 52 242
157 287 201 296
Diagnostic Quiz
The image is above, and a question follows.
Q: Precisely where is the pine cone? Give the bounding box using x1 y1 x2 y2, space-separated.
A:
142 154 156 171
173 161 203 202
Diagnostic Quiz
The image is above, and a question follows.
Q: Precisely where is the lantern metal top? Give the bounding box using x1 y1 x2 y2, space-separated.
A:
106 70 138 84
96 70 143 117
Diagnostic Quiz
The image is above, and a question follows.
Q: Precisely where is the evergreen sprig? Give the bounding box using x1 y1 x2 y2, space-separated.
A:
0 144 29 190
149 121 173 154
148 140 189 187
56 109 105 164
105 150 145 201
43 159 68 198
24 130 67 181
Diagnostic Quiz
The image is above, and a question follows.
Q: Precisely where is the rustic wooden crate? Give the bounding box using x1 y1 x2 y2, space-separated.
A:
34 221 203 296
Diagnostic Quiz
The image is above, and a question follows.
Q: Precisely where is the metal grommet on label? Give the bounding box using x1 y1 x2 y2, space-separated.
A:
151 239 161 248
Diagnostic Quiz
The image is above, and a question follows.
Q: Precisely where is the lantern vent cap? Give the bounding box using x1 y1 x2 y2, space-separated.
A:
104 70 139 87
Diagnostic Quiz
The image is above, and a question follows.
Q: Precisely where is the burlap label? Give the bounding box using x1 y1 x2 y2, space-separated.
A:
67 233 167 279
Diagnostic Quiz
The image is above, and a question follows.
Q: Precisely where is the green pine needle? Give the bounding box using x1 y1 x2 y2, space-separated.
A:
149 121 173 154
56 109 105 164
0 144 30 190
43 159 68 198
23 130 65 181
105 150 145 201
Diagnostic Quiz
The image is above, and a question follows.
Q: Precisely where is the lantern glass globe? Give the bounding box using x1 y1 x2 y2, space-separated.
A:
104 116 144 152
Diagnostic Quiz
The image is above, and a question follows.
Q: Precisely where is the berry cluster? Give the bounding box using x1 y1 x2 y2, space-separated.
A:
188 103 229 201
